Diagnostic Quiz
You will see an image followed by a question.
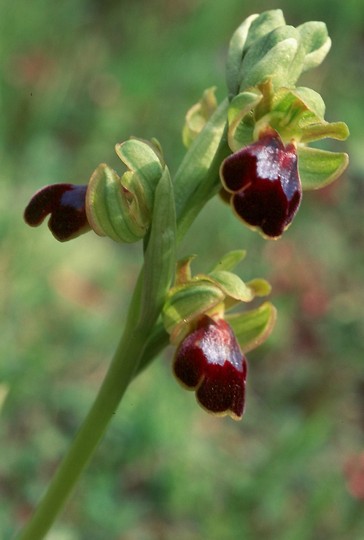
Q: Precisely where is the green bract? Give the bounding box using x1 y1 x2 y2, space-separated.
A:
174 98 230 241
182 87 218 148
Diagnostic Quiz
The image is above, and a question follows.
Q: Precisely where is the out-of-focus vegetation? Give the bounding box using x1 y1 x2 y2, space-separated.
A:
1 0 364 538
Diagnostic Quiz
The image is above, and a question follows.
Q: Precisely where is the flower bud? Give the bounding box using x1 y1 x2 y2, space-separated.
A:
226 10 332 97
240 25 305 91
226 10 285 97
174 315 247 420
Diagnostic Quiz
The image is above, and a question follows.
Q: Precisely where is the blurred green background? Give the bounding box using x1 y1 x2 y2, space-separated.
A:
1 0 364 538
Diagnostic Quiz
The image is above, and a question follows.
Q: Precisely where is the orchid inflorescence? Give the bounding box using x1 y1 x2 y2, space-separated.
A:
20 10 349 538
24 10 349 420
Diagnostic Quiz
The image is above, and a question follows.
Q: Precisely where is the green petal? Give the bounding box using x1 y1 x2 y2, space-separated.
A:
207 270 255 302
300 121 350 143
227 302 277 353
228 90 263 125
246 278 272 297
227 90 262 150
210 250 247 272
298 146 349 190
228 117 255 152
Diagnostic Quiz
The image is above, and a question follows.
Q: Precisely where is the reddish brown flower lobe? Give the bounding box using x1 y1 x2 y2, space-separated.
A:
24 183 90 241
174 316 247 420
220 130 302 238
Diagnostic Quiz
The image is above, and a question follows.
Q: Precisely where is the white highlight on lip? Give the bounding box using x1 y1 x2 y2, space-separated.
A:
200 325 242 370
256 145 297 199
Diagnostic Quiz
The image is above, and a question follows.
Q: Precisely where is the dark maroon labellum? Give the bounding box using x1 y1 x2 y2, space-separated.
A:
24 183 90 242
173 316 247 420
220 130 302 238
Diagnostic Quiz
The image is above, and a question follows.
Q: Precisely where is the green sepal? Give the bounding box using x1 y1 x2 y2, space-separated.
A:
226 84 349 153
297 21 331 72
165 267 255 329
227 302 277 353
227 90 263 150
86 164 147 243
115 138 165 215
240 25 306 91
264 87 349 144
298 146 349 190
182 87 218 148
162 281 225 344
293 87 326 118
139 168 176 328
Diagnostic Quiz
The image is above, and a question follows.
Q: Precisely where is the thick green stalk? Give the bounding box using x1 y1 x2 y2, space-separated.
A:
15 279 148 540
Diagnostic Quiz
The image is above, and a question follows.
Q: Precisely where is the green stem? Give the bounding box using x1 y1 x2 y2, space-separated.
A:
16 280 148 540
135 321 170 376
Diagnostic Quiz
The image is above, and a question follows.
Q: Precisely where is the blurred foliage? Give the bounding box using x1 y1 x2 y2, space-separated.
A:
1 0 364 538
